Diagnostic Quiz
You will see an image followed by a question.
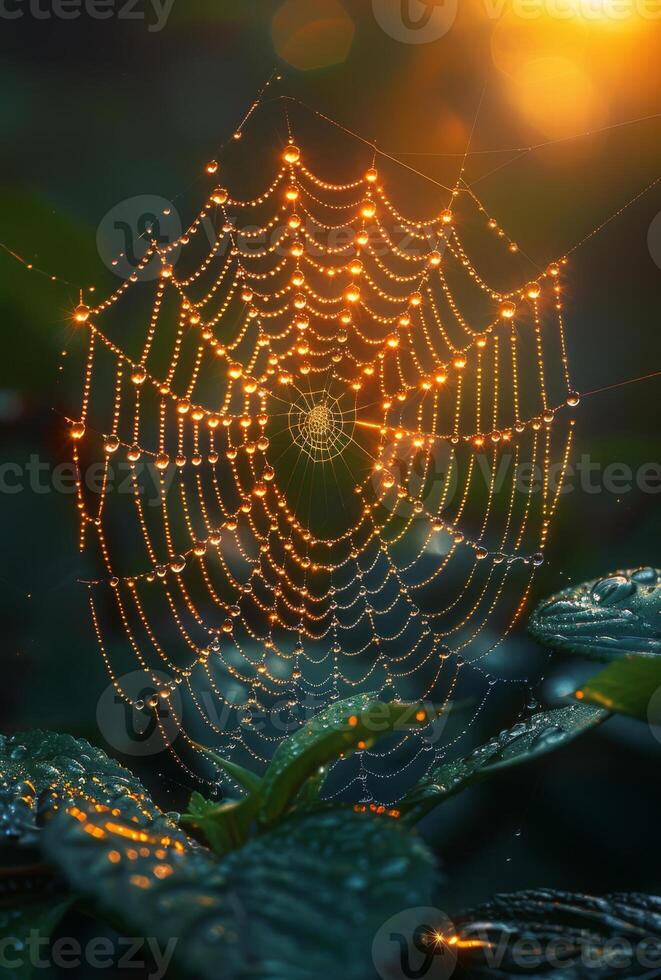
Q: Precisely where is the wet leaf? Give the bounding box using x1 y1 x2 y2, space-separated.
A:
181 795 261 856
400 704 607 822
0 730 165 847
454 890 661 978
183 695 444 851
0 900 73 980
259 692 441 824
578 656 661 721
290 763 328 810
186 790 219 819
189 743 263 797
529 567 661 661
43 804 438 980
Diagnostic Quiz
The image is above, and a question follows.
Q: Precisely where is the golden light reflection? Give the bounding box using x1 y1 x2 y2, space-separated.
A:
563 0 649 21
490 11 587 78
429 930 493 951
506 55 609 139
487 0 657 141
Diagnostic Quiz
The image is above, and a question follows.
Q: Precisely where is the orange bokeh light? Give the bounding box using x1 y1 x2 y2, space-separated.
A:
505 55 609 139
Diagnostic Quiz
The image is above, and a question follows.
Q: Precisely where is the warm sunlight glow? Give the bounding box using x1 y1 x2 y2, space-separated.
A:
564 0 641 18
507 56 609 139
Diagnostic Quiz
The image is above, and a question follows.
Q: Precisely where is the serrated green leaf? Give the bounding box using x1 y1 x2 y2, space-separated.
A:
578 656 661 720
187 790 218 818
400 704 607 822
43 804 438 980
0 900 73 980
259 692 441 824
454 890 661 978
529 566 661 661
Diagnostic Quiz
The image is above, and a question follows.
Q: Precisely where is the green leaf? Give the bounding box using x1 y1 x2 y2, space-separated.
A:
183 695 444 850
0 730 169 846
454 890 661 978
186 790 218 818
529 566 661 660
189 742 263 797
43 804 438 980
259 692 442 824
400 704 607 822
578 656 661 720
0 900 73 980
182 753 264 855
181 795 261 856
290 763 328 810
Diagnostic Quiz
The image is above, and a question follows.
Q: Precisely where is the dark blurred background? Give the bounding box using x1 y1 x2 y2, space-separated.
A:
1 0 660 927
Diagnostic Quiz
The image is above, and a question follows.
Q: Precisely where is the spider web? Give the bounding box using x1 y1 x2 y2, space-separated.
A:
65 107 579 801
286 385 356 464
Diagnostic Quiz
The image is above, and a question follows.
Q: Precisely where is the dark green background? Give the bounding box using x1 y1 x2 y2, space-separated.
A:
1 0 660 933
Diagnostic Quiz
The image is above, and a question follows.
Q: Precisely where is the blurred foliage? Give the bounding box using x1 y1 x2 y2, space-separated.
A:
581 656 661 719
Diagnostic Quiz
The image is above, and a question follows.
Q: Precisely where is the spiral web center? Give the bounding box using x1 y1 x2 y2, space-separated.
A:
288 389 355 464
65 126 578 798
306 404 332 439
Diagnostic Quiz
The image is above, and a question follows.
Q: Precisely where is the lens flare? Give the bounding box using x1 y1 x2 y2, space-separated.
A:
506 55 608 139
